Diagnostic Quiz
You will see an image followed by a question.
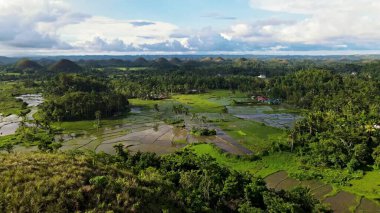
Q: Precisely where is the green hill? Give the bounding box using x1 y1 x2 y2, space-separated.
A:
15 59 42 70
48 59 82 73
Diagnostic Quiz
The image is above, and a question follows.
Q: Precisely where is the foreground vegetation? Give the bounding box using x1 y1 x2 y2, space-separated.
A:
0 149 328 212
190 143 380 204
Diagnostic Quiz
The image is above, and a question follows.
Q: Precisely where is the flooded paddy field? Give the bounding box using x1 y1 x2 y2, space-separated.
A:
0 94 43 136
16 94 44 107
58 119 251 155
264 171 380 212
234 113 302 129
53 103 252 155
228 105 302 129
0 114 21 136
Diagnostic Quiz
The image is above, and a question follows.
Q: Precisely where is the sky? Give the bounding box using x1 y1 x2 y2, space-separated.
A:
0 0 380 56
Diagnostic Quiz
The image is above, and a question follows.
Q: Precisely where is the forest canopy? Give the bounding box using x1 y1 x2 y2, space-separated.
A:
41 74 130 121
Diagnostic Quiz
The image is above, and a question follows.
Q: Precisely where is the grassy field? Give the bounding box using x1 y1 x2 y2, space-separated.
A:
218 116 287 152
54 118 127 134
343 170 380 201
189 143 299 177
172 90 246 113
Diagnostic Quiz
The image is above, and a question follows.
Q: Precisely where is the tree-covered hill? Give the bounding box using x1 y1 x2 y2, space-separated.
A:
15 59 42 71
48 59 83 73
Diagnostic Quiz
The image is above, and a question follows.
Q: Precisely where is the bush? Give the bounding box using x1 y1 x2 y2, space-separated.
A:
89 176 108 188
190 127 217 136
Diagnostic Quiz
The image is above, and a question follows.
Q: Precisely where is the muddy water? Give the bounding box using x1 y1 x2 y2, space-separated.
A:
93 124 189 155
264 171 380 212
130 107 142 114
0 94 43 136
0 115 21 136
234 113 302 129
56 117 252 156
356 198 380 213
324 191 357 213
16 94 44 107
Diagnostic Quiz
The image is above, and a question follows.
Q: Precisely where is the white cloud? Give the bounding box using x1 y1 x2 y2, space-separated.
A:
0 0 86 49
0 0 184 53
82 37 136 52
0 0 379 54
58 16 179 46
236 0 380 45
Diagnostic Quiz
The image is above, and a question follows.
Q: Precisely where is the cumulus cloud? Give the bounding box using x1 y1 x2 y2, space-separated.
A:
82 37 136 52
0 0 181 53
183 28 240 51
141 40 189 52
1 0 379 54
237 0 380 46
58 16 179 46
0 0 86 49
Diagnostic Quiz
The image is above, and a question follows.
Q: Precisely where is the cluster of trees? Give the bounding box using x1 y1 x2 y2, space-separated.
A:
41 74 129 121
107 59 380 100
277 70 380 170
112 71 267 99
0 146 329 212
2 57 380 101
172 104 189 115
190 127 217 136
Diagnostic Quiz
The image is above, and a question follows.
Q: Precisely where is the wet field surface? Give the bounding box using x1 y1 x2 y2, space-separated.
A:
16 94 44 107
58 120 252 156
234 113 302 129
0 115 21 136
227 105 302 129
0 94 43 136
264 171 380 212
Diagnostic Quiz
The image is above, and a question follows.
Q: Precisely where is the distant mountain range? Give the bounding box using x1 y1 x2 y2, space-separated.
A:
0 54 380 65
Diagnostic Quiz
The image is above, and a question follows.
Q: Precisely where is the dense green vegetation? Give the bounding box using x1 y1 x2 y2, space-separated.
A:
0 148 328 212
1 57 380 210
190 143 380 206
41 74 130 121
270 70 380 170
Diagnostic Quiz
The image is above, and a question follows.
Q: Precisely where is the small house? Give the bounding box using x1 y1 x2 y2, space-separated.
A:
256 96 269 102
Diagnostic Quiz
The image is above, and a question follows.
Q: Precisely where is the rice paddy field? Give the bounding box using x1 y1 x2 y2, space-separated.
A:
190 143 380 212
50 90 296 154
2 89 380 212
0 82 38 116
